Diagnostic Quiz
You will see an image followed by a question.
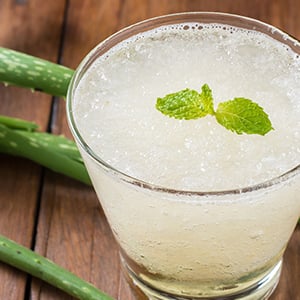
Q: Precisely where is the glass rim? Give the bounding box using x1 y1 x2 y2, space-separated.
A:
66 11 300 197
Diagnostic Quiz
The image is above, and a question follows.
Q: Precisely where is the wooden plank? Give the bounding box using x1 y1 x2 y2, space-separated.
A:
0 1 66 299
30 0 299 299
31 174 120 300
31 1 124 299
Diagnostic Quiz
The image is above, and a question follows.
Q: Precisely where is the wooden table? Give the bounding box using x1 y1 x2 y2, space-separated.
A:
0 1 299 299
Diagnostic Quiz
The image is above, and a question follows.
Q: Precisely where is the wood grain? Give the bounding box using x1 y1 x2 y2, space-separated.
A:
0 1 65 299
0 0 299 299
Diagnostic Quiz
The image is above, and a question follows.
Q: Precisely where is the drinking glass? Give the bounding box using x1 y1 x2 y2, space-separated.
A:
67 12 300 300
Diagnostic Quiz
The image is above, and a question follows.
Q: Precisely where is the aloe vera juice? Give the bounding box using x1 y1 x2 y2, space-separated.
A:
69 17 300 299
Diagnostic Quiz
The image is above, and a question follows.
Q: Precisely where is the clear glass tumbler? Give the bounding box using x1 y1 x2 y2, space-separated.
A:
67 12 300 300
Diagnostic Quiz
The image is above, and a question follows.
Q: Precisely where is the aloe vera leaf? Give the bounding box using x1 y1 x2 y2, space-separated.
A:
0 47 74 97
0 115 38 131
0 124 91 185
0 235 114 300
16 130 84 164
0 115 83 163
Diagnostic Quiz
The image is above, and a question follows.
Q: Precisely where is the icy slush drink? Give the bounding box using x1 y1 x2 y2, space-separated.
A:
67 13 300 299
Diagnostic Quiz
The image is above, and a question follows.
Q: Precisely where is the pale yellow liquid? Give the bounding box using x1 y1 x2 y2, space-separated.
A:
72 23 300 297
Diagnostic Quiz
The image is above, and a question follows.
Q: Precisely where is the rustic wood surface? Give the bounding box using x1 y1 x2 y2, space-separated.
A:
0 0 299 299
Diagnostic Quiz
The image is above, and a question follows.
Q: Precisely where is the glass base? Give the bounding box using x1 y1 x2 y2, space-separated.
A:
121 256 282 300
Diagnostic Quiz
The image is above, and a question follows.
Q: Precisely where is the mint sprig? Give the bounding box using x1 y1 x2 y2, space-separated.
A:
156 84 273 136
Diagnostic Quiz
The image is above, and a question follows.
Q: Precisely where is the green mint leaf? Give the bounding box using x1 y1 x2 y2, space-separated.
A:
215 98 273 135
156 85 215 120
199 84 215 115
156 88 208 120
155 85 274 136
